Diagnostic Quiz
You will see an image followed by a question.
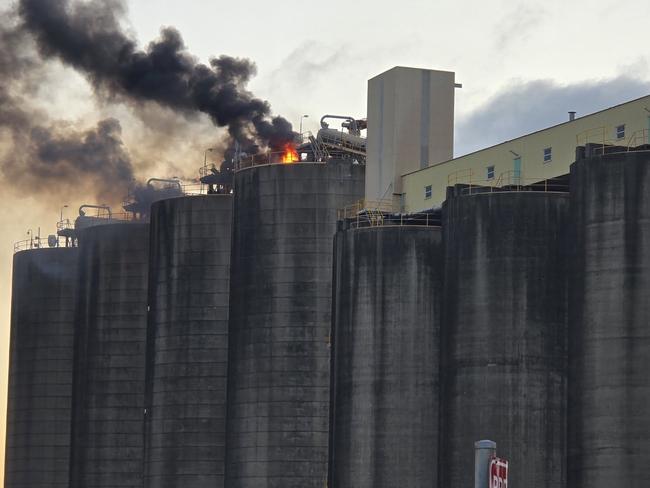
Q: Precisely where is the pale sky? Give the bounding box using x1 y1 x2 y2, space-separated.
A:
1 0 650 481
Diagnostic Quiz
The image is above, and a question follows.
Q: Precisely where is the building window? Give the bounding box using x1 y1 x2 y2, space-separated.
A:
543 147 552 163
424 185 432 199
616 124 625 140
486 165 495 180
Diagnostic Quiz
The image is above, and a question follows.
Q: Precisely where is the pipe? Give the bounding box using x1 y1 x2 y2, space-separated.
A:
79 204 112 218
146 178 182 192
474 440 497 488
320 115 358 133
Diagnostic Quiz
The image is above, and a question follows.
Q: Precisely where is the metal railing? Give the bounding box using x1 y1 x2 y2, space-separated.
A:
14 236 73 253
448 168 475 186
576 127 650 156
237 150 304 170
77 211 143 222
626 129 650 149
338 199 439 229
458 171 569 196
338 199 393 220
57 218 74 234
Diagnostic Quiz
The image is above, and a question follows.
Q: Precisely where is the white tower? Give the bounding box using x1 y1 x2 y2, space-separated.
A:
366 66 458 210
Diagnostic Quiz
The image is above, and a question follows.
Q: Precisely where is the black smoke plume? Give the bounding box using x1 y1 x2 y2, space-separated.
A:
0 13 136 204
18 0 296 152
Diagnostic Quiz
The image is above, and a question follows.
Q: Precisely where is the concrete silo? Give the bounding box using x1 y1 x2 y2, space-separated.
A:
225 159 364 488
568 150 650 488
441 190 569 488
329 221 443 488
5 246 78 488
69 220 150 488
144 194 232 488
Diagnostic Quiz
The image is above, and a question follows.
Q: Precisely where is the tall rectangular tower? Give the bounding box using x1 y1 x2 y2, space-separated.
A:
366 67 457 208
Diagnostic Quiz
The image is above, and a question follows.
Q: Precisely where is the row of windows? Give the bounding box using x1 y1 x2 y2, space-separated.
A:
423 124 629 198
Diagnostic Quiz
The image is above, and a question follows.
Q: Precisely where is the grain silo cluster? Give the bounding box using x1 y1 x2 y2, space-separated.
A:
6 66 650 488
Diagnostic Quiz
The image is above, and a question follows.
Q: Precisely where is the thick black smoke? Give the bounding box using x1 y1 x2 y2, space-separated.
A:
18 0 296 152
0 14 137 203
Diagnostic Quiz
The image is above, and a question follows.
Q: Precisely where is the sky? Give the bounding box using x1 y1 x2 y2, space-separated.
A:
1 0 650 481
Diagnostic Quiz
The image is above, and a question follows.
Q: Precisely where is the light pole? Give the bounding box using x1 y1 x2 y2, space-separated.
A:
299 114 309 136
204 147 214 174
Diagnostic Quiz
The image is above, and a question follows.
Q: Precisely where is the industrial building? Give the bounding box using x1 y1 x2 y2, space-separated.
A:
5 66 650 488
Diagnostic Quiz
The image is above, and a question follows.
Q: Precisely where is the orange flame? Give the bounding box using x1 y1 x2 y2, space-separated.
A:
281 143 300 163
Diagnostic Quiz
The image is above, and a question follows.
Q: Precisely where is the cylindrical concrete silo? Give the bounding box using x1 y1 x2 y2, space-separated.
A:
5 247 78 488
70 221 150 488
225 160 365 488
441 191 569 488
144 195 232 488
568 151 650 488
329 223 443 488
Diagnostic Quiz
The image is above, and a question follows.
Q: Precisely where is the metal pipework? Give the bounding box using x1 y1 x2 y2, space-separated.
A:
475 440 497 488
78 204 112 218
320 115 361 135
146 177 183 192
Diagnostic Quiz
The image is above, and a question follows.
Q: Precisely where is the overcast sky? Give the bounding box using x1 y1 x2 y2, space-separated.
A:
1 0 650 479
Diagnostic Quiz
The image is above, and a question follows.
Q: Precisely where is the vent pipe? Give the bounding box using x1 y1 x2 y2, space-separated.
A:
569 111 576 121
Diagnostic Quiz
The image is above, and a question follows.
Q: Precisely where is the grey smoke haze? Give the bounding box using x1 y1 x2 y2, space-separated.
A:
0 15 136 204
456 76 650 156
18 0 295 152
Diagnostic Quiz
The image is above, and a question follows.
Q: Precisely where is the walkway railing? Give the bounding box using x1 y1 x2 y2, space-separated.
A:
576 127 650 156
14 236 73 253
457 171 569 196
338 199 439 229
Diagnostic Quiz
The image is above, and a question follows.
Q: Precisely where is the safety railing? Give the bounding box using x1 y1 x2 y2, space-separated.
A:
338 199 439 229
338 199 393 220
577 127 650 156
77 212 143 222
576 126 610 147
180 182 207 195
57 218 74 234
448 168 475 186
237 150 303 170
458 171 569 196
626 129 650 149
14 236 73 253
344 211 440 229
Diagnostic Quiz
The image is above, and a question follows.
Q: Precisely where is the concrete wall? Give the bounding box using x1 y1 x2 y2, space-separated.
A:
441 191 568 488
568 151 650 488
225 160 364 488
329 225 442 488
403 95 650 211
366 67 456 206
70 223 149 488
145 195 232 488
5 248 78 488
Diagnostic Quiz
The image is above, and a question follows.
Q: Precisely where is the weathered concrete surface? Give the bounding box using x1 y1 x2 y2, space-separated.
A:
70 222 149 488
225 160 365 488
329 225 442 488
441 192 568 488
5 248 78 488
145 195 232 488
568 152 650 488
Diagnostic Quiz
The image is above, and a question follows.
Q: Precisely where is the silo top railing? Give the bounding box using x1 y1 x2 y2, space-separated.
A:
338 199 440 229
576 127 650 156
13 236 74 253
457 171 570 197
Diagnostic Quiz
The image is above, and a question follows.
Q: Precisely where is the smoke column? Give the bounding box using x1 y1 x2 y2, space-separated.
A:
18 0 296 152
0 14 136 204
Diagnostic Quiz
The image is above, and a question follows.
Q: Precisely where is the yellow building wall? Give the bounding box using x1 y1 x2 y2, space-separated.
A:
402 95 650 211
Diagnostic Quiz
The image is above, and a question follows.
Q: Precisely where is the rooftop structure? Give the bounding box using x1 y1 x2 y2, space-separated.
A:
366 67 459 208
401 94 650 211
